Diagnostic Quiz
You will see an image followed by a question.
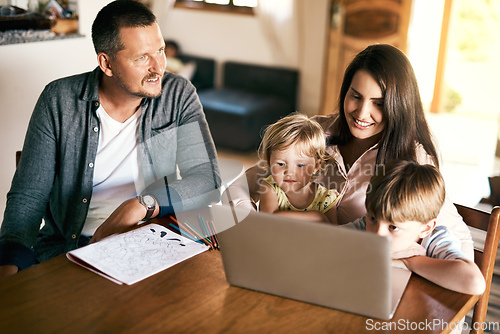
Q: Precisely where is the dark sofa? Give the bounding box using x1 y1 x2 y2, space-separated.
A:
198 61 299 151
178 54 216 91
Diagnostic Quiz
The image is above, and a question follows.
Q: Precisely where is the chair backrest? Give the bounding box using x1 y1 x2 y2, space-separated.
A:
222 61 299 111
178 54 216 91
16 151 21 167
454 203 500 334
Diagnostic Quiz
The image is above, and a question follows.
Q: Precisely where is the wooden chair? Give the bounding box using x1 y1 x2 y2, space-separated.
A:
15 150 21 167
454 203 500 334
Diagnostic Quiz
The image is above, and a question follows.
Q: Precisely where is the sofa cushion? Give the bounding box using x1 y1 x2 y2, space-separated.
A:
223 62 299 111
199 89 290 151
178 54 216 91
200 89 287 116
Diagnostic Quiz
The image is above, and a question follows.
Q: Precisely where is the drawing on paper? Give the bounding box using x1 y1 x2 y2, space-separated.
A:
68 223 208 284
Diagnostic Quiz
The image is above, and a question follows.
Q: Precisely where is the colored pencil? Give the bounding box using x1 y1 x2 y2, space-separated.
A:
198 214 216 247
208 220 219 250
198 214 211 241
181 221 214 249
169 217 203 245
203 217 217 249
169 215 180 225
168 223 204 245
170 214 214 249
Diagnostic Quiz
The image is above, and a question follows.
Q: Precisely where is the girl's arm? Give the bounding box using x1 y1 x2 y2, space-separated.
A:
260 183 330 223
275 210 329 223
401 256 485 295
258 182 280 213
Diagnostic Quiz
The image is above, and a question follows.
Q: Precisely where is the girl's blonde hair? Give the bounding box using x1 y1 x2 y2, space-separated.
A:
258 113 327 168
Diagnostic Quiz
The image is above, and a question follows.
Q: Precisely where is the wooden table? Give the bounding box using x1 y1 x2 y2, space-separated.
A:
0 246 480 334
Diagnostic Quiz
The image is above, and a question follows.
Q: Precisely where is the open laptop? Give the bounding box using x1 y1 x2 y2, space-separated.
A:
209 204 411 320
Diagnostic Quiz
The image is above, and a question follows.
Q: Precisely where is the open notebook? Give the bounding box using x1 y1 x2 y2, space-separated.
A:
210 205 411 320
67 223 209 285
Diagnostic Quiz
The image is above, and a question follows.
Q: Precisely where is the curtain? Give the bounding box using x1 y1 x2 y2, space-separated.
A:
255 0 302 68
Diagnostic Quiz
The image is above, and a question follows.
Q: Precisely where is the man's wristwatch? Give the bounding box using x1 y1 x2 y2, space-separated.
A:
137 195 157 220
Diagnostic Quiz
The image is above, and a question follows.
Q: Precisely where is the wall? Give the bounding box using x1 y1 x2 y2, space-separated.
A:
157 0 330 115
0 0 112 223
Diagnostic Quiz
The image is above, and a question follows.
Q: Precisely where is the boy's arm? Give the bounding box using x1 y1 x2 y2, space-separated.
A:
395 227 485 295
401 256 485 295
392 242 426 259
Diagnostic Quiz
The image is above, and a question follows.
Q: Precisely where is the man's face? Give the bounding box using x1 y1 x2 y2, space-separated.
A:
110 23 166 98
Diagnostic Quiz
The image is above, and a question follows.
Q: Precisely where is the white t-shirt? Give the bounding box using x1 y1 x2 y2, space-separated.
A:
82 106 142 236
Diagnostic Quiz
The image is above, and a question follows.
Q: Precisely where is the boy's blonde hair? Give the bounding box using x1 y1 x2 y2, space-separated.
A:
258 113 327 167
365 160 445 224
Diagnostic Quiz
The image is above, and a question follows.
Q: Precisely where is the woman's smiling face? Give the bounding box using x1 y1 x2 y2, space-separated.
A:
344 69 387 140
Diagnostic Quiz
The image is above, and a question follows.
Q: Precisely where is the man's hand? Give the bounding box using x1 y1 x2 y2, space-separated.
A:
90 197 150 243
0 265 19 278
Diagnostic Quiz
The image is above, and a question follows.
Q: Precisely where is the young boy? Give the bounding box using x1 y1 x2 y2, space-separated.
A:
347 160 485 295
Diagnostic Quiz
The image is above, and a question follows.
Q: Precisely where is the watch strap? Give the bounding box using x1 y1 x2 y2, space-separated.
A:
138 195 156 220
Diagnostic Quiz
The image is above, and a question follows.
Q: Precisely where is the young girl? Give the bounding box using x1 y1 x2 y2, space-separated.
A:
258 113 340 224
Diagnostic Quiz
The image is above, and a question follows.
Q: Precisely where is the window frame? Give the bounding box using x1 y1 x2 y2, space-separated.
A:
174 0 255 16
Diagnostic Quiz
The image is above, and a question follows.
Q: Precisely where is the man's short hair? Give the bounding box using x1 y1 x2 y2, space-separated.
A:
92 0 157 58
365 160 445 224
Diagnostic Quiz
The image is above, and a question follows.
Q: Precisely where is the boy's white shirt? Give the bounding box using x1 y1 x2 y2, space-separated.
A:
345 216 471 261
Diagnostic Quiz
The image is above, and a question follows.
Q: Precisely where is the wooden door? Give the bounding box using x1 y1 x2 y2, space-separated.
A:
321 0 413 115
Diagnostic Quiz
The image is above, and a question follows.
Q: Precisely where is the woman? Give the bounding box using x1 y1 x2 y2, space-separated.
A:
224 44 473 256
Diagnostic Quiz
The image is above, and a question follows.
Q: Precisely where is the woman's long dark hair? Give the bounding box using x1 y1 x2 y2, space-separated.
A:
330 44 439 167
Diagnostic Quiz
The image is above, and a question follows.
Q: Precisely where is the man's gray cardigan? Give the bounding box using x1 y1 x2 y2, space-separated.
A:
0 67 220 269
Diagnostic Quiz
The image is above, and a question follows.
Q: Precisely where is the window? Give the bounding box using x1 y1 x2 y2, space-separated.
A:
175 0 257 15
434 0 500 117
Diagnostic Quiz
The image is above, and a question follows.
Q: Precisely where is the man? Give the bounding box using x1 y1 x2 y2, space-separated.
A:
0 0 220 277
